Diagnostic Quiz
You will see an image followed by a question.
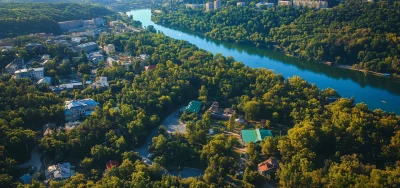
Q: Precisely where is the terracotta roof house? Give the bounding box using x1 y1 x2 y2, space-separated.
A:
106 160 119 170
258 158 279 176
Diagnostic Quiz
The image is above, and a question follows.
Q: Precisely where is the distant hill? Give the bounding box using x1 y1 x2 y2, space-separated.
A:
0 3 113 38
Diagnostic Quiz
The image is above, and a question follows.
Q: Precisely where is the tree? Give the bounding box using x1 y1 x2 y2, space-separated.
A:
198 85 208 103
243 101 260 120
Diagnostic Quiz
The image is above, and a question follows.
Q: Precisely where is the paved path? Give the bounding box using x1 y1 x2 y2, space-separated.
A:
18 148 42 178
135 109 203 178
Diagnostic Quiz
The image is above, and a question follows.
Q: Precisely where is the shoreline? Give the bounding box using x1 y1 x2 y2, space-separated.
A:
151 17 399 81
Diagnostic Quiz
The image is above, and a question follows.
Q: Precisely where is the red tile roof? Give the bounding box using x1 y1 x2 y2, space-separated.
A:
106 160 119 170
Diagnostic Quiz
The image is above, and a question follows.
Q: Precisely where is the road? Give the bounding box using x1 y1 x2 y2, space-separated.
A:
135 109 203 178
18 148 42 178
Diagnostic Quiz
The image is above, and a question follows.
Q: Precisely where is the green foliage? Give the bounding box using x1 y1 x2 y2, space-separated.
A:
0 3 112 38
153 2 400 74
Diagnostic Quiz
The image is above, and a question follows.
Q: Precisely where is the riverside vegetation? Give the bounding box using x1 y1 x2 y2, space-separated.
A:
152 0 400 76
0 28 399 187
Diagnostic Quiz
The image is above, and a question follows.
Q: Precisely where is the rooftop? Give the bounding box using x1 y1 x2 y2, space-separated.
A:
14 67 44 74
182 100 202 114
241 129 273 144
64 98 99 110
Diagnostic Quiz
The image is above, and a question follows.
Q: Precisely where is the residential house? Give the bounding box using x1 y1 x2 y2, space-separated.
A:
181 100 202 114
240 129 273 145
5 59 24 74
106 160 119 170
88 52 104 64
92 77 109 89
37 77 52 85
144 65 156 71
0 43 13 50
208 102 233 120
104 44 115 55
258 158 279 176
76 42 99 53
46 162 75 181
14 67 44 80
41 54 50 61
64 98 99 122
107 56 119 66
25 43 43 51
20 174 32 184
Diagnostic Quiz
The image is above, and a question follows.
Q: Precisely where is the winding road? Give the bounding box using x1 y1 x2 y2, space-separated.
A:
135 109 204 178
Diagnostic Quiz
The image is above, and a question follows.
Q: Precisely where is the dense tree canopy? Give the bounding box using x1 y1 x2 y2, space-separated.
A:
153 1 400 75
0 3 113 38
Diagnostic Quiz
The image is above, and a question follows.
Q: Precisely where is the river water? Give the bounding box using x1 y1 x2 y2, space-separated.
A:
127 9 400 114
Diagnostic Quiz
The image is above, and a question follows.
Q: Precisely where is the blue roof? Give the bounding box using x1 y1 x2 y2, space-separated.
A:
20 174 32 184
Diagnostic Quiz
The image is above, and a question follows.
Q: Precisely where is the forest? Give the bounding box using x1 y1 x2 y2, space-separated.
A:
0 29 399 187
0 3 113 38
152 1 400 75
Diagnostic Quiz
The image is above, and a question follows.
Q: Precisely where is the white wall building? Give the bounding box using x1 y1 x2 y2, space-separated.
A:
14 67 44 80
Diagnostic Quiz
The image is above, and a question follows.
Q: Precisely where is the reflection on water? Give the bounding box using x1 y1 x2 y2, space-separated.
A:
128 9 400 114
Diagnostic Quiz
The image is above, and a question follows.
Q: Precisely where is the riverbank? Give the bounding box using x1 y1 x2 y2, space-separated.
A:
151 10 399 81
128 9 400 114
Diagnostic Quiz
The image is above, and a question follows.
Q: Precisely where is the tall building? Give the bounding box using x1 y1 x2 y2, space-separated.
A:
205 2 214 11
214 0 221 10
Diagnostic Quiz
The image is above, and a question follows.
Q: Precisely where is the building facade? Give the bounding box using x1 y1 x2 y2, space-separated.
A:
205 2 214 11
186 4 204 9
76 42 99 53
58 20 84 30
237 2 246 6
214 0 221 10
104 44 115 55
64 98 99 122
14 67 44 80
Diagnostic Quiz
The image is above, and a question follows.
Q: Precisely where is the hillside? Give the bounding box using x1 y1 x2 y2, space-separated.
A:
152 1 400 75
0 3 113 38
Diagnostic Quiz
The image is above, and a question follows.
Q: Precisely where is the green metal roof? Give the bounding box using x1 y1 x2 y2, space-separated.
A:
241 129 273 145
241 129 258 144
183 100 202 114
256 129 273 141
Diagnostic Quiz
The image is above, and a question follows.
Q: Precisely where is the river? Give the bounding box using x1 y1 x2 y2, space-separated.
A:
127 9 400 114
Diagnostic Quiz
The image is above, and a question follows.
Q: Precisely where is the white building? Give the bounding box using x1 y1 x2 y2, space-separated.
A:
186 4 204 9
292 0 328 9
214 0 221 10
104 44 115 55
92 77 109 89
205 2 214 11
14 67 44 80
46 162 75 181
257 2 274 8
237 2 246 6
